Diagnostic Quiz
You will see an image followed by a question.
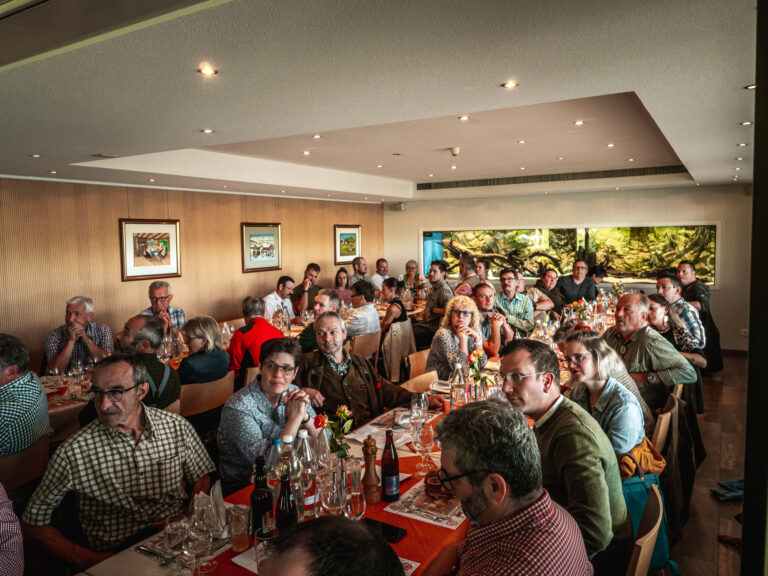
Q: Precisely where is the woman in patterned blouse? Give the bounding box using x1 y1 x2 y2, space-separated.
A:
425 296 486 381
647 294 707 369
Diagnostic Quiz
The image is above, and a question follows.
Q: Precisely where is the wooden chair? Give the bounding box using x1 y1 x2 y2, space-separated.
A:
401 370 439 393
349 331 381 367
218 318 245 331
406 349 430 379
672 383 684 399
651 411 672 452
0 434 50 490
164 399 181 414
180 372 235 418
625 484 663 576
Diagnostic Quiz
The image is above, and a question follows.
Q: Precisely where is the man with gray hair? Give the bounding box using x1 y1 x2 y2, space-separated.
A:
298 289 340 352
229 296 283 389
141 280 186 334
424 399 592 576
45 296 112 371
0 334 49 457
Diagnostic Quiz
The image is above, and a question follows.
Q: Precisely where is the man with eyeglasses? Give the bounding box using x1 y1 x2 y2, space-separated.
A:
498 339 632 575
494 268 535 337
556 259 597 304
140 280 186 334
413 260 455 350
22 354 214 570
423 399 592 576
345 280 380 339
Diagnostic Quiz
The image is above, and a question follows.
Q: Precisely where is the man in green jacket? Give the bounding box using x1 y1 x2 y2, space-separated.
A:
500 338 632 575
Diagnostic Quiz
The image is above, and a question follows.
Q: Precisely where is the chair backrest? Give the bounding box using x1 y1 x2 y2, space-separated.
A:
246 366 260 386
164 399 181 414
672 383 683 399
180 372 235 417
349 331 381 367
218 318 245 331
625 484 663 576
652 411 672 452
407 349 430 379
0 434 50 490
401 370 439 393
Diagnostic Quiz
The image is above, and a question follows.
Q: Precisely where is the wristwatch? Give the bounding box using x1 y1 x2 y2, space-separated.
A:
646 372 658 385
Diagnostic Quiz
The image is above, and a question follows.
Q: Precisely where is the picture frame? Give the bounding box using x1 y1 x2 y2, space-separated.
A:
119 218 181 281
334 224 361 265
241 222 282 272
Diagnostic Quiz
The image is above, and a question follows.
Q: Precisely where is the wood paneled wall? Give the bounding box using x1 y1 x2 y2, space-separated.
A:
0 178 383 370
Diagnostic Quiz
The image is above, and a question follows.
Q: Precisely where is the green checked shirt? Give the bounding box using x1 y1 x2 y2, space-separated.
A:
23 405 214 552
494 291 535 335
0 371 50 457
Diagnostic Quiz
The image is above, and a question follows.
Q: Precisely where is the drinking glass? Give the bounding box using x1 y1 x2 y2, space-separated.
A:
193 496 219 573
410 393 428 427
344 457 366 521
182 516 212 576
228 506 250 553
320 456 344 515
254 527 278 573
164 514 191 576
412 424 435 479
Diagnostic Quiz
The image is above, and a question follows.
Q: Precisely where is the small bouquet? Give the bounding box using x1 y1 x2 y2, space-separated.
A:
611 281 624 298
467 349 492 393
567 299 589 320
314 405 353 459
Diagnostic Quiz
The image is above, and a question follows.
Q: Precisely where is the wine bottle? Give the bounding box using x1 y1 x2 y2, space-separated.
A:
381 429 400 502
250 455 273 536
275 473 298 531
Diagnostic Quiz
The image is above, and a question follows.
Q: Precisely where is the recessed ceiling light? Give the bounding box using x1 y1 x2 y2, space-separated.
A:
696 183 700 186
364 197 368 200
733 176 739 181
745 84 757 90
500 80 518 89
607 143 615 148
281 190 285 194
451 165 457 170
558 156 565 161
520 167 525 170
201 129 214 134
303 150 311 156
197 62 218 76
428 173 434 177
738 143 748 147
740 121 753 126
517 140 526 144
30 153 42 158
149 178 155 183
223 185 228 189
49 170 57 174
735 167 742 171
628 158 635 162
376 164 383 168
736 157 744 161
458 115 470 121
615 186 620 190
573 120 584 126
312 134 322 139
327 194 332 197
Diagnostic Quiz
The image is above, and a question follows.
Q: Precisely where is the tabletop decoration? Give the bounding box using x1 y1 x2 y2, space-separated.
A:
314 405 353 459
611 280 624 298
467 349 491 400
566 298 589 320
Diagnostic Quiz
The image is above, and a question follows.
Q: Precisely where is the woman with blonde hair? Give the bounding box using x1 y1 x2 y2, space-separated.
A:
178 315 229 384
425 295 486 380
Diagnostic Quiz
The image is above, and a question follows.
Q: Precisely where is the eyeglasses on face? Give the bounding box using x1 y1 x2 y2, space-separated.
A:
573 265 588 270
437 467 489 492
451 309 472 318
149 296 171 302
502 371 549 384
261 361 297 375
89 383 140 402
564 353 590 365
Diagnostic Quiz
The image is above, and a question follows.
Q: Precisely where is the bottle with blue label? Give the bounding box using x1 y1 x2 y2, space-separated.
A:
381 429 400 502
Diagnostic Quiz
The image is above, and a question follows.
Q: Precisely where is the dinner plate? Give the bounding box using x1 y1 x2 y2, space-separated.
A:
429 381 451 394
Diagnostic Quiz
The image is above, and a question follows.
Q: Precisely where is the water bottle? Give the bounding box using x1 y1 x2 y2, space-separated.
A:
265 438 282 497
449 363 465 411
295 430 317 518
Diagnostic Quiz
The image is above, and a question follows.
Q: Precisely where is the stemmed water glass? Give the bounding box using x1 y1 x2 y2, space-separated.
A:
412 423 435 479
343 457 366 521
192 496 220 574
182 515 212 576
320 455 345 515
410 392 428 427
163 514 191 576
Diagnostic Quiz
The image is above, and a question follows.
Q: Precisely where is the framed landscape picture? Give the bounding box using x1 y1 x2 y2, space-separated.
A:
242 222 281 272
119 218 181 281
334 224 361 265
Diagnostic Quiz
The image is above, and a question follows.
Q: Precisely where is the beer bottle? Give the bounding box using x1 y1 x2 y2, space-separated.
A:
250 455 273 536
381 429 400 502
275 473 298 531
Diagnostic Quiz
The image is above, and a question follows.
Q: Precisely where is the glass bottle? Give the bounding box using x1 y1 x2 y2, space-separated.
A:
381 429 400 502
275 435 304 521
275 474 298 531
250 456 273 536
295 430 317 519
265 438 282 498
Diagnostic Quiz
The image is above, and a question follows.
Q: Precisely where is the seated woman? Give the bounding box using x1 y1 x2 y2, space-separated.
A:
648 294 707 369
564 329 646 455
217 338 320 494
177 316 230 384
425 295 486 381
401 259 420 295
334 267 353 305
379 277 408 335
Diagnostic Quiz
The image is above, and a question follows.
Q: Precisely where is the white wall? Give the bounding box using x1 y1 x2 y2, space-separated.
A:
383 185 752 351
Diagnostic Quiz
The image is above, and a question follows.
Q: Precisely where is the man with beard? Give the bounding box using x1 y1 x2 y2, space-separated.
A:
556 260 597 304
423 399 592 576
45 296 112 371
472 283 510 357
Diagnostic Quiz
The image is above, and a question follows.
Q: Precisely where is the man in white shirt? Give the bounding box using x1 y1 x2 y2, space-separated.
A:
346 281 380 338
264 276 296 322
371 258 389 292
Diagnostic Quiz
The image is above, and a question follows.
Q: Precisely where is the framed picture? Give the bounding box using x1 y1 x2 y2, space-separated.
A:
334 224 361 265
119 218 181 281
242 222 282 272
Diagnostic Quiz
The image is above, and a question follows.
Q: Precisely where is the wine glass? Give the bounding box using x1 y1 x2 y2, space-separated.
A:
193 497 219 574
182 515 212 576
164 514 191 576
344 457 366 521
412 424 435 479
410 393 428 427
320 456 344 515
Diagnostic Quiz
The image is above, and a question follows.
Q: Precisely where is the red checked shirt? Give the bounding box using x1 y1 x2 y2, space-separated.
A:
455 490 593 576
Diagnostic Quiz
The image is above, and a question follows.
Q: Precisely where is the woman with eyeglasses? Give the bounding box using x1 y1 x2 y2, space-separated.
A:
647 294 707 369
425 296 486 380
563 330 646 454
217 338 320 494
177 316 230 385
334 267 353 305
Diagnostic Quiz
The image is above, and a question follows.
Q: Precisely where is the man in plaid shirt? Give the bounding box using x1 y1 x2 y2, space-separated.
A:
45 296 112 372
424 399 592 576
22 354 214 570
140 280 186 334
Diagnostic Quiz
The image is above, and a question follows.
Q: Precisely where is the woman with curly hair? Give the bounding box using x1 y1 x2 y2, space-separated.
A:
424 295 486 380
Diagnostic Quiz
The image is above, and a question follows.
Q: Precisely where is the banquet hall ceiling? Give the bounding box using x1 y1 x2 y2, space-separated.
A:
0 0 756 202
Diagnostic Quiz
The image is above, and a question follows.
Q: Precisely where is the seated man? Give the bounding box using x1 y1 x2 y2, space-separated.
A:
424 399 592 576
298 312 436 426
349 256 372 287
291 263 321 316
346 281 380 339
299 290 339 352
500 339 632 574
22 354 214 570
516 269 554 320
45 296 112 371
0 483 23 576
453 255 482 296
494 268 535 336
140 281 186 334
229 296 284 389
656 273 706 349
264 276 298 324
556 260 597 304
472 283 510 357
677 259 722 372
535 268 566 317
370 258 389 292
114 315 179 408
0 334 49 457
603 293 697 412
413 260 454 350
261 516 404 576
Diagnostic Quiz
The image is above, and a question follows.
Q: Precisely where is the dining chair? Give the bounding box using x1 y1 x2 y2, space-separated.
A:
164 398 181 414
180 371 235 418
349 331 381 367
246 366 260 386
401 370 439 393
652 411 672 453
672 383 684 399
406 349 430 379
0 434 50 490
625 484 663 576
